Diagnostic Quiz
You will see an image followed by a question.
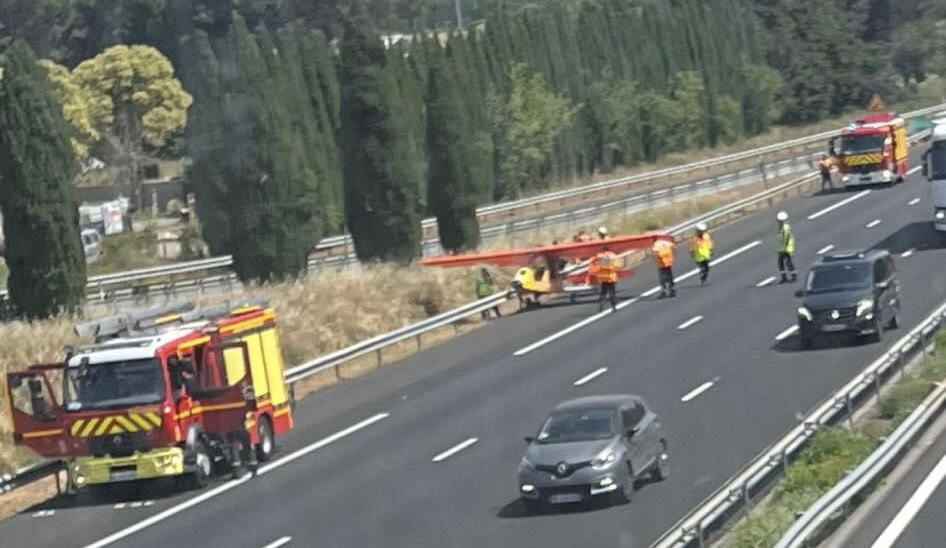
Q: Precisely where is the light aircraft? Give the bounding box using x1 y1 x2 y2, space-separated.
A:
419 232 674 309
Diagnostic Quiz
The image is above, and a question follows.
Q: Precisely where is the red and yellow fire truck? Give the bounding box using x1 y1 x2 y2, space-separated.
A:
837 112 909 187
5 298 294 491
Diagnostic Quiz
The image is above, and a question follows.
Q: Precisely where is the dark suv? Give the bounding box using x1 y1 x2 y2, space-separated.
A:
795 249 901 348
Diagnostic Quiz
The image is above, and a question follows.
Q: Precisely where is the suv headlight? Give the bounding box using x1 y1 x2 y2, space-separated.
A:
797 306 813 321
856 298 874 316
936 210 946 220
592 450 616 470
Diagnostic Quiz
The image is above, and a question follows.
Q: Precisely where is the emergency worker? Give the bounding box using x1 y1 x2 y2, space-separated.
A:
597 226 608 240
591 247 620 310
475 268 501 320
228 382 259 479
776 211 797 283
819 154 834 190
690 222 714 285
652 237 676 298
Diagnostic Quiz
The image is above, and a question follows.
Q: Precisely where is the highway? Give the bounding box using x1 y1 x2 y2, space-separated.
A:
3 160 946 548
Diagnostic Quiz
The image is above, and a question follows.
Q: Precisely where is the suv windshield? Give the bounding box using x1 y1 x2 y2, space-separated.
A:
841 134 885 154
64 358 166 411
807 263 872 294
536 408 616 444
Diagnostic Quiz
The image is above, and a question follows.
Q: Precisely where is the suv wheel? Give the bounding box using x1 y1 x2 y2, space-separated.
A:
888 310 900 330
651 439 669 481
870 316 883 343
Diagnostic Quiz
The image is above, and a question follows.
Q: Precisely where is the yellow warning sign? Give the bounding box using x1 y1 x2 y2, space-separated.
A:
868 94 887 112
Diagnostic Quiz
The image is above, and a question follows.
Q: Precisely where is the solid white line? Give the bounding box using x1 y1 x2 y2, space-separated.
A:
817 244 835 255
908 165 923 175
908 197 921 206
513 241 762 356
432 438 479 462
756 276 777 288
866 219 882 228
260 537 292 548
677 315 704 330
870 453 946 548
775 325 799 341
681 381 715 402
574 367 608 386
901 248 916 258
807 190 871 220
83 413 390 548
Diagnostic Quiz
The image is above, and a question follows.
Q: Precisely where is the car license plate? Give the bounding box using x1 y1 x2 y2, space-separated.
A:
548 493 582 504
822 324 847 332
110 469 136 482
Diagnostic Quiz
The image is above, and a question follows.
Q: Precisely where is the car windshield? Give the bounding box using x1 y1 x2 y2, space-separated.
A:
807 263 872 294
64 358 166 411
841 134 885 155
536 408 617 444
929 140 946 179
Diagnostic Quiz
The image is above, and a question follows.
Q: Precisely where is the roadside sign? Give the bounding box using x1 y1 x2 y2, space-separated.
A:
102 201 124 235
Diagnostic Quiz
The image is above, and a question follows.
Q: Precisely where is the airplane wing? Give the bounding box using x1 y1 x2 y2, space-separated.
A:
419 232 674 268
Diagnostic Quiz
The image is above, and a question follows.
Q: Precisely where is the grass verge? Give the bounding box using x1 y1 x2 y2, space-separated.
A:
721 330 946 548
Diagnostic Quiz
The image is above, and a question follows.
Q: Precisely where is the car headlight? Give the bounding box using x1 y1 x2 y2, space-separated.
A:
592 451 616 470
936 210 946 220
856 298 874 317
519 456 535 471
842 175 850 182
882 169 892 179
798 307 813 321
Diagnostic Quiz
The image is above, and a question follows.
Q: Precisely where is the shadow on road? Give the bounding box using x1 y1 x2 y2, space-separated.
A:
870 221 946 255
496 495 619 519
772 331 881 354
17 476 209 513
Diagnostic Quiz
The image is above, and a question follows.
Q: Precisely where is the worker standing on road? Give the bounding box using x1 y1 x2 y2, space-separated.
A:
475 268 501 320
591 247 620 311
776 211 797 283
690 223 713 285
819 154 834 190
651 237 676 298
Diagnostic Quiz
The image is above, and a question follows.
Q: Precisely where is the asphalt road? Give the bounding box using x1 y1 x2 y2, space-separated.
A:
4 162 946 548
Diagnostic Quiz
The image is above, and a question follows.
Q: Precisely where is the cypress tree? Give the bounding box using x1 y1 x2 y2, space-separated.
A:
338 10 422 262
0 40 86 319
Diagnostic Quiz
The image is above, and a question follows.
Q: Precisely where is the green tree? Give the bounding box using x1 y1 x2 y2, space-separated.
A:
0 41 86 318
37 59 100 161
338 10 423 262
72 45 193 208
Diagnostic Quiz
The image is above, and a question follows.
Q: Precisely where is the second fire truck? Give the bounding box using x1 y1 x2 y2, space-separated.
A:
837 112 910 187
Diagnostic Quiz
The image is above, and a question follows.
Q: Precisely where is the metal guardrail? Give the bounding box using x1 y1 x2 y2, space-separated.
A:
651 302 946 548
0 460 64 494
775 359 946 548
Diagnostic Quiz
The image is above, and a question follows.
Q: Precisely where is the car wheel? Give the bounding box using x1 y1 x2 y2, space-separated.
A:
888 310 900 330
615 463 635 504
651 440 669 481
255 416 275 462
871 316 884 343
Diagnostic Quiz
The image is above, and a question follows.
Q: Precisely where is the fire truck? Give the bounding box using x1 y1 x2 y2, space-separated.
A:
837 112 910 187
5 298 294 492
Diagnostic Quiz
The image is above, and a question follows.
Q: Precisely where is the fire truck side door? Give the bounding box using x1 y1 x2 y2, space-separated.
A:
192 342 251 436
6 370 64 458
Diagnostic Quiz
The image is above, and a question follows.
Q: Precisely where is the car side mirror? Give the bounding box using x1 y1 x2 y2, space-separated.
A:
523 436 534 444
794 289 805 298
627 426 639 438
875 281 889 290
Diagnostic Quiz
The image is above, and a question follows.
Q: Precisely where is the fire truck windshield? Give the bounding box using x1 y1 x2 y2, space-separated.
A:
840 134 885 154
64 358 166 411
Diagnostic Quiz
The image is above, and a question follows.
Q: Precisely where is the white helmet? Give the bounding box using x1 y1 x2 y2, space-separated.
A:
695 222 708 232
776 211 789 222
598 226 608 236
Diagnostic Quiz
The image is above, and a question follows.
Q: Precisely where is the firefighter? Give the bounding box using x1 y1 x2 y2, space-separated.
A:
690 222 714 285
651 237 676 298
228 382 259 479
776 211 797 283
592 247 620 310
475 268 501 320
819 154 834 190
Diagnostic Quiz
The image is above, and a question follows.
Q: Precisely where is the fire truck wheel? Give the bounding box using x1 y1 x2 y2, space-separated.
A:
256 416 275 462
185 440 212 489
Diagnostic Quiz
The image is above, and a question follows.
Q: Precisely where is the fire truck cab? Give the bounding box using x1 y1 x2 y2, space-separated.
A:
838 112 909 187
5 298 294 492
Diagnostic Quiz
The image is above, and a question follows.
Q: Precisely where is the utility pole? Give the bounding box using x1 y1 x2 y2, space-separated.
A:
455 0 464 28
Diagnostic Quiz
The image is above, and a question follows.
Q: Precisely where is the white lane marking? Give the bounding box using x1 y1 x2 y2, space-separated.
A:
817 244 835 255
756 276 777 288
130 501 143 509
866 219 882 228
31 510 55 518
908 165 922 175
681 381 715 402
775 325 799 341
113 503 126 510
908 197 921 206
870 453 946 548
261 537 292 548
432 438 479 463
901 248 916 258
574 367 608 386
513 241 762 356
84 413 390 548
807 190 871 220
677 315 704 330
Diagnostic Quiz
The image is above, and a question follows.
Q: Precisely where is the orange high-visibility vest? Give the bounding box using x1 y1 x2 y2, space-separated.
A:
652 240 674 268
593 251 620 283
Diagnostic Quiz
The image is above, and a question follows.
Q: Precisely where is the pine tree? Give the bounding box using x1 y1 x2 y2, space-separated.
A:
0 40 86 319
338 10 422 262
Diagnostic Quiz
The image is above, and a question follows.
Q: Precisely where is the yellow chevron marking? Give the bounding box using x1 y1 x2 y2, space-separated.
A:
129 413 153 430
113 415 139 432
145 412 162 427
108 424 123 435
70 419 85 436
94 417 114 437
80 418 100 437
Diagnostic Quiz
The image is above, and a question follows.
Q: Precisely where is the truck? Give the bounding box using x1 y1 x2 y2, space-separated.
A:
921 118 946 232
837 112 909 187
5 298 294 493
